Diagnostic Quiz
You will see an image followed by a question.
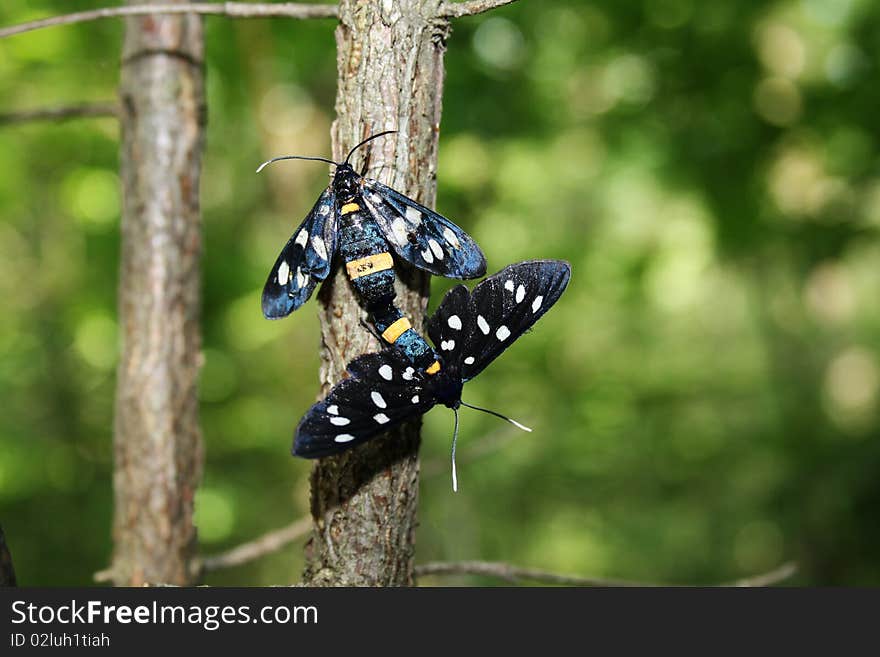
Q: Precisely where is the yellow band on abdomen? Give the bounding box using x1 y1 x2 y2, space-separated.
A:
340 202 360 215
345 252 394 280
381 317 411 344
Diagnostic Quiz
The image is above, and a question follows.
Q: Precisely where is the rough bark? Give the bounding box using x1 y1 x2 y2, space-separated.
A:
110 0 205 586
0 525 16 586
303 0 450 586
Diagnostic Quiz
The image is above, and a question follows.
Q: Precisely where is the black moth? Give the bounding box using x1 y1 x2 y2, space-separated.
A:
259 131 487 320
294 259 571 490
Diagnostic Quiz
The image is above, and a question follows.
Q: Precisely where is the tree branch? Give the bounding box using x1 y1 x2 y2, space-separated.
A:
724 561 798 587
415 561 654 586
0 525 16 587
0 2 338 40
438 0 519 19
200 515 312 572
414 560 798 587
0 102 118 126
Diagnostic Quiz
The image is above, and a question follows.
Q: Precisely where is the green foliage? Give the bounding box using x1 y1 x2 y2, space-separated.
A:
1 0 878 586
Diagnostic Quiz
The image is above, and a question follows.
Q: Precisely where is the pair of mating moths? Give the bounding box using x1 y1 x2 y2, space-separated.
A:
261 132 570 489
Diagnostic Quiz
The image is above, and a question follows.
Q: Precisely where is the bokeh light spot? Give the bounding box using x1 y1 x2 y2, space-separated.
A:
74 312 118 371
473 17 526 72
61 168 120 229
196 487 236 543
824 346 879 432
753 77 802 126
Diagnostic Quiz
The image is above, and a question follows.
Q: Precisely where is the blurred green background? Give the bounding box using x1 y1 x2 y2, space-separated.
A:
1 0 879 586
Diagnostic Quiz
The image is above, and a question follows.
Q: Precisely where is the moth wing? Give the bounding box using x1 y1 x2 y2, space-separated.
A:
456 260 572 381
362 179 486 280
262 188 337 319
293 350 438 458
426 284 475 376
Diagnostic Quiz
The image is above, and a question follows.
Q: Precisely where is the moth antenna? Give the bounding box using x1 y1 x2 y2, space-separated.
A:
343 130 397 165
460 401 532 433
451 407 460 493
255 155 338 173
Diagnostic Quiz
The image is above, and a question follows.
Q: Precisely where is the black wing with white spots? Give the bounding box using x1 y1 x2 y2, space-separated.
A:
425 284 474 376
262 188 337 319
361 179 487 280
428 260 572 382
293 259 571 459
294 350 438 458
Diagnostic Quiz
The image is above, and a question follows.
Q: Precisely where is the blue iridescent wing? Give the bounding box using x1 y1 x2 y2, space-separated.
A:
361 179 487 280
262 189 337 319
428 260 572 382
293 350 439 458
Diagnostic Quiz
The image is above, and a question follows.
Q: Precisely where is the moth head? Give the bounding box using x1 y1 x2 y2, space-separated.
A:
332 164 361 200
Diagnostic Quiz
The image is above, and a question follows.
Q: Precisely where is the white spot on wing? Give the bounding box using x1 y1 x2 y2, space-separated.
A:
334 434 355 443
516 284 526 303
405 206 422 225
443 227 461 249
441 339 456 351
421 248 434 264
371 391 387 408
327 405 338 415
402 367 415 381
330 416 350 426
379 365 393 381
296 267 307 289
477 315 490 335
532 296 543 313
295 229 308 247
504 279 515 292
311 236 328 261
391 217 408 246
277 261 290 286
464 356 475 365
447 315 462 331
411 395 420 404
428 239 444 261
374 413 390 424
318 203 330 216
496 325 511 341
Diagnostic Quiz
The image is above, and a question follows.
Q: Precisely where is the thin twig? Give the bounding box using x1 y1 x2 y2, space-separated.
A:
200 515 312 572
723 561 798 587
0 102 118 125
415 561 654 586
0 2 338 40
414 560 798 587
439 0 519 19
0 524 16 587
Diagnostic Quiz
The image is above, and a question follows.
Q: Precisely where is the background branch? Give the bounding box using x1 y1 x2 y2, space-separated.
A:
725 561 798 587
0 2 338 40
0 525 16 587
439 0 519 18
0 102 118 126
414 560 798 587
200 516 312 572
